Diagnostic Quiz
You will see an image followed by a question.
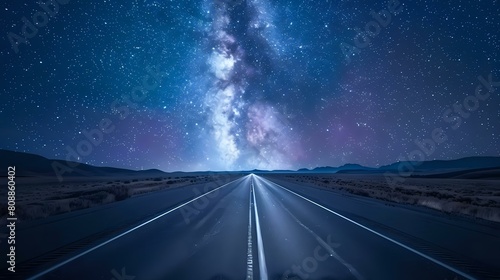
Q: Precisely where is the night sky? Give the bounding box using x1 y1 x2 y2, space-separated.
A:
1 0 499 171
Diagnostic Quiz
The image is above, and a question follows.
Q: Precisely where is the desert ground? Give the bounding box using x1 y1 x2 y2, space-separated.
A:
0 172 240 222
265 173 500 223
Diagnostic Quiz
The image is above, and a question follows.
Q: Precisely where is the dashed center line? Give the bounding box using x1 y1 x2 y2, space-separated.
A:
252 176 268 280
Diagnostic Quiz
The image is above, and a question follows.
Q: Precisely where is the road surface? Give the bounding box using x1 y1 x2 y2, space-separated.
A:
4 174 500 279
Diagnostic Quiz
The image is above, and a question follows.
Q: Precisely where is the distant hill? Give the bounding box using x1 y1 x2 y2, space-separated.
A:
0 149 166 178
2 149 499 180
379 156 500 171
299 164 377 173
293 157 500 178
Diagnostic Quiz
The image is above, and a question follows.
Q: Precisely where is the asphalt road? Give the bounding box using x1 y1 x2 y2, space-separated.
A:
8 174 500 279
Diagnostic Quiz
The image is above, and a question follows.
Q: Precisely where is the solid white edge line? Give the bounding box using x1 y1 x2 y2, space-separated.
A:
272 189 364 280
256 175 477 280
27 175 248 280
252 177 268 280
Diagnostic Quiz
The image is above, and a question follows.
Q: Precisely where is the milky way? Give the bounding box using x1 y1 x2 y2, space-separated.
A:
201 0 301 170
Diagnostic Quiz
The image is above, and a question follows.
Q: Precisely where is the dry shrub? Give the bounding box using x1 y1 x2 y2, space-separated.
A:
108 185 130 201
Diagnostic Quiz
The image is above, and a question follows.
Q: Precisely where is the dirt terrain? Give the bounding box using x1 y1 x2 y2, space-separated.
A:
0 173 237 221
266 173 500 223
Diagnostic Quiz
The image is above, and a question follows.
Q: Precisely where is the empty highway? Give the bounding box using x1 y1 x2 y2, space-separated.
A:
7 174 500 280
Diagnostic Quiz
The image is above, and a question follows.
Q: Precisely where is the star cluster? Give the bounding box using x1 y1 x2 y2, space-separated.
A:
0 0 499 171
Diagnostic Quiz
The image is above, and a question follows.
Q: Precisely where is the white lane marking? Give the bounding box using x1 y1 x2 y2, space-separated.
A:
26 175 248 280
265 185 364 280
252 178 269 280
246 183 254 280
256 175 477 280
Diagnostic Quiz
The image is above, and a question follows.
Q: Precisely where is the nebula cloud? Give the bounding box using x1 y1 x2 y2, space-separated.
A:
201 0 300 170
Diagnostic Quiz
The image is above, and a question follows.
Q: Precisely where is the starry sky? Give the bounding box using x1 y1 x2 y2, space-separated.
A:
0 0 499 171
